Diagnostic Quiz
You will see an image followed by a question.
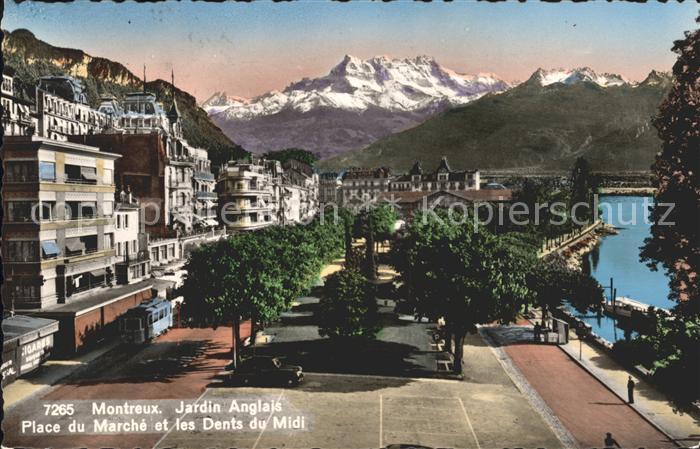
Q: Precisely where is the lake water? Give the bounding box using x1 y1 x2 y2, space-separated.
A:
568 195 673 343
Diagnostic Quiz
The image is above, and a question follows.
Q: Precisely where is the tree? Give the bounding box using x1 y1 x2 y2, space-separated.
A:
391 209 531 373
263 148 319 167
569 156 597 225
640 15 699 314
353 205 398 280
630 314 700 404
318 268 380 341
179 216 344 369
527 259 604 316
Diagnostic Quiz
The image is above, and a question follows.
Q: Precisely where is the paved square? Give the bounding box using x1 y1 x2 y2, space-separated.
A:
157 366 562 449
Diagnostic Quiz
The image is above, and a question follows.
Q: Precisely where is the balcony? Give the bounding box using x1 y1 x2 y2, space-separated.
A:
194 171 215 181
116 250 150 266
195 191 217 200
167 154 195 166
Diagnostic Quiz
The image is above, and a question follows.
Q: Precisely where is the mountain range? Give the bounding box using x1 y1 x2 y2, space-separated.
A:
2 28 671 172
202 55 511 158
2 28 246 168
319 69 672 172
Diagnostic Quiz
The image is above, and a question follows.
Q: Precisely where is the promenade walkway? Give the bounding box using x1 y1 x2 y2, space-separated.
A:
525 310 700 446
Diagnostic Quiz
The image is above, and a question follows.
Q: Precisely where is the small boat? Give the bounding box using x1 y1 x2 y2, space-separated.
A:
603 296 653 318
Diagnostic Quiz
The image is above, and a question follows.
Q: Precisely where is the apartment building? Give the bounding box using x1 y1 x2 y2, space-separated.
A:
280 160 319 225
114 191 151 285
319 172 343 205
1 136 120 310
218 159 280 231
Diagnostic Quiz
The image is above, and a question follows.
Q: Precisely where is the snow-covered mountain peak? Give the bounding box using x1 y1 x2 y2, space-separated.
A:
203 54 511 120
529 67 628 87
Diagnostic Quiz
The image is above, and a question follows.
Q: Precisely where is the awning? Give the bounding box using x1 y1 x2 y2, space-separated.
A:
65 238 85 253
80 167 97 181
89 269 106 278
41 240 60 258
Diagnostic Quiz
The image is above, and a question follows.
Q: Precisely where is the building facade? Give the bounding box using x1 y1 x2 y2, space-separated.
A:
2 136 120 310
192 147 218 228
341 167 392 205
280 160 319 225
390 158 480 193
319 172 343 205
114 191 151 285
35 76 115 141
2 71 36 137
217 159 280 231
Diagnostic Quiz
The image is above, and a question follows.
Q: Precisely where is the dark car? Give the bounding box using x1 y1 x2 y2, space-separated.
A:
230 356 303 387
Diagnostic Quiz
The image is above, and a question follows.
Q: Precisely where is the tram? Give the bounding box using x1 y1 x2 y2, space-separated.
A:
119 298 172 344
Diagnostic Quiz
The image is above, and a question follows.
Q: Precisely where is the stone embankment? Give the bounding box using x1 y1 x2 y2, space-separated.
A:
543 223 618 271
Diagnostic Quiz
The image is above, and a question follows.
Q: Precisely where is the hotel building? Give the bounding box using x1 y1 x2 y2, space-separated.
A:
390 157 480 193
341 167 392 205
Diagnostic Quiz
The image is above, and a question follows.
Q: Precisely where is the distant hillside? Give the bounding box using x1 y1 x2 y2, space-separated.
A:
320 73 671 172
2 28 247 168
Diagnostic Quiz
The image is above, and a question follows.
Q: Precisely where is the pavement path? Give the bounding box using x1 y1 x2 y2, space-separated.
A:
486 325 674 449
561 333 700 446
529 309 700 445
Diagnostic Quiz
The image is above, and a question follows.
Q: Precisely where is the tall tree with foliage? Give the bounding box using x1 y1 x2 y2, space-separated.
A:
180 215 344 369
391 209 531 373
641 15 699 314
318 268 380 341
353 204 398 280
569 156 597 225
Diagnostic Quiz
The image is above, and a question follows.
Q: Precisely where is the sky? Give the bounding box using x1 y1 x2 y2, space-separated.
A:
3 1 698 102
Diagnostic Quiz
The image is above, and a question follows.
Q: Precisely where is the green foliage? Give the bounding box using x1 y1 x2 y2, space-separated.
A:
390 209 532 372
569 157 597 224
617 314 700 404
641 15 700 313
318 268 380 341
263 148 319 167
321 80 670 172
179 215 344 353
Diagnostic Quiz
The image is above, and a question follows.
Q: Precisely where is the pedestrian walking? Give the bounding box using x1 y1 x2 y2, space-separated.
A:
533 322 542 342
604 432 621 448
627 375 635 404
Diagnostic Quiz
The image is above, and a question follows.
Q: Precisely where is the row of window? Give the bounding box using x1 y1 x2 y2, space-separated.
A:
116 240 138 257
4 161 113 184
6 201 106 222
150 244 176 262
5 234 113 262
116 213 130 229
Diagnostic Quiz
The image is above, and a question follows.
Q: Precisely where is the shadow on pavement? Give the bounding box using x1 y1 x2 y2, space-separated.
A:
57 339 225 385
252 337 434 378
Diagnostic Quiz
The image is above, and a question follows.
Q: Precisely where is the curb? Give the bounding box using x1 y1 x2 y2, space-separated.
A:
557 342 680 447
